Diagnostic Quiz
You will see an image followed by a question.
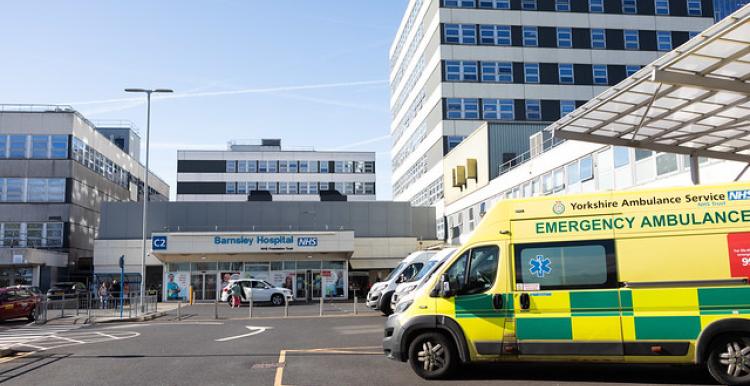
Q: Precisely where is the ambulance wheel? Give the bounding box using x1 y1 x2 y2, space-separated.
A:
408 332 457 379
707 333 750 385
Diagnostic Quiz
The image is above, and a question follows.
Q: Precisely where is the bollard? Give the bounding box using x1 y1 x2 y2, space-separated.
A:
249 294 253 319
284 295 288 318
319 296 323 317
61 295 65 318
87 293 92 321
177 300 182 321
354 296 358 315
214 300 218 320
76 295 80 316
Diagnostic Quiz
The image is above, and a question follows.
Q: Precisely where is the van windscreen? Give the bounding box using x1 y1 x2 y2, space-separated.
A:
385 263 405 281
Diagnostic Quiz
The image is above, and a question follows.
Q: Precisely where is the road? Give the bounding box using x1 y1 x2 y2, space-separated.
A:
0 305 718 386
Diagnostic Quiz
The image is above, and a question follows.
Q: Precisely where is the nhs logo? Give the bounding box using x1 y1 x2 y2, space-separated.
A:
728 190 750 200
297 237 318 247
152 236 167 250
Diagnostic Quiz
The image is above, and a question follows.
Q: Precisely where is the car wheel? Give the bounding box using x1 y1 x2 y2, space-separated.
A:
707 333 750 385
271 294 284 306
408 332 457 380
27 307 35 322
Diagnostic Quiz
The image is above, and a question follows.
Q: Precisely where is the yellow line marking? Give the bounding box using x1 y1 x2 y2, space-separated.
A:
0 351 33 364
273 350 286 386
274 346 382 386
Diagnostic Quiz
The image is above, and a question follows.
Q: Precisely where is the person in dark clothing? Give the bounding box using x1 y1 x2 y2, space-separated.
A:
111 280 121 305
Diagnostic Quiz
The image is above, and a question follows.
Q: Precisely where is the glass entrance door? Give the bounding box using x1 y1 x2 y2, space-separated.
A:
190 274 218 301
191 274 204 301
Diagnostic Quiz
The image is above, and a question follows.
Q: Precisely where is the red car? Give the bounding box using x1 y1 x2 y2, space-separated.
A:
0 287 38 322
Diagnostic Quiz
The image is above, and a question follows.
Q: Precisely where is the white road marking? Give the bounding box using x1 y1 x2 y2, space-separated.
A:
215 326 272 342
95 332 120 339
103 321 224 329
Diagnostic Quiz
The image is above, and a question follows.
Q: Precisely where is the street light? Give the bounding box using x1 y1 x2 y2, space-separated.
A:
124 88 173 311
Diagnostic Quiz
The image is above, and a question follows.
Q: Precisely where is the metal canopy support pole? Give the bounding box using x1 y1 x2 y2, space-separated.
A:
690 153 701 185
735 163 750 181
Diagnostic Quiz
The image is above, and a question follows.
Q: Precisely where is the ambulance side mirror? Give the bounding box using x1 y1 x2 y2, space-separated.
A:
440 275 453 298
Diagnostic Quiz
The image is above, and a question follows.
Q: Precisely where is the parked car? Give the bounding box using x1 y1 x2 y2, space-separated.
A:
46 282 87 300
14 285 43 300
220 279 293 306
0 287 39 321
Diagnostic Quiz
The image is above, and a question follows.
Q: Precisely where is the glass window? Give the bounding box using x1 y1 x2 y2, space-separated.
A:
557 27 572 48
226 182 236 194
592 64 608 85
523 26 538 47
480 25 511 46
481 61 513 82
446 98 479 119
479 0 510 8
558 63 574 84
9 136 26 158
625 65 641 77
3 223 21 247
444 24 476 44
31 136 49 158
464 246 499 295
299 161 309 173
444 251 469 291
309 161 319 173
364 182 375 195
657 31 672 51
48 179 65 202
0 135 6 158
622 0 637 13
446 136 465 151
444 0 477 7
46 223 63 247
49 136 67 159
655 0 670 14
567 162 580 185
522 0 537 10
237 181 247 194
560 100 576 117
26 223 43 248
589 0 604 11
445 60 478 81
6 179 23 202
258 161 267 173
614 147 630 168
516 240 615 289
635 148 653 160
524 63 540 83
688 31 700 39
483 99 514 120
267 161 277 173
226 161 236 173
580 156 594 181
525 99 541 120
556 0 571 11
27 179 46 201
287 161 297 173
623 30 639 50
656 153 678 175
591 28 606 49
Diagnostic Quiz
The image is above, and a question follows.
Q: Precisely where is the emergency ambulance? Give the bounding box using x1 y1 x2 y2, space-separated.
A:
383 183 750 385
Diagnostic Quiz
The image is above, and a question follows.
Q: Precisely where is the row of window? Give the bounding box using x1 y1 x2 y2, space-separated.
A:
409 177 444 207
392 123 428 172
442 0 705 16
0 134 68 159
0 222 64 248
393 154 429 198
445 98 585 121
225 181 376 195
71 137 130 189
0 178 65 203
444 24 695 51
390 0 425 70
225 160 375 174
446 61 640 85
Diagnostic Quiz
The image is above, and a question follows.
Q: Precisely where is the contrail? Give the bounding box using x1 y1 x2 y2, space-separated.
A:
61 79 388 106
328 134 391 150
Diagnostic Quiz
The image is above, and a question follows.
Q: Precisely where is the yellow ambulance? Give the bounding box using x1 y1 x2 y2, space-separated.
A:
383 182 750 385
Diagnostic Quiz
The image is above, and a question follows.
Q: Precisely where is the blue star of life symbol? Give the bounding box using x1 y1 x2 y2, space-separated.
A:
529 255 551 278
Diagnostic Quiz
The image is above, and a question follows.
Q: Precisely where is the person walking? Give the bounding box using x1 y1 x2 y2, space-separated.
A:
230 282 242 308
98 282 109 309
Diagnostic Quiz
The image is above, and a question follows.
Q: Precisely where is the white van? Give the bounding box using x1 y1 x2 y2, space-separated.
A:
390 247 456 312
366 250 436 315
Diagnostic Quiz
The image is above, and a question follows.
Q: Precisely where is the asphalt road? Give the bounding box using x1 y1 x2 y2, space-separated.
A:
0 305 719 386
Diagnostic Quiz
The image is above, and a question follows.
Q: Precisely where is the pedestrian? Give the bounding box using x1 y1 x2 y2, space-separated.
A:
111 280 121 307
230 281 242 308
98 282 109 309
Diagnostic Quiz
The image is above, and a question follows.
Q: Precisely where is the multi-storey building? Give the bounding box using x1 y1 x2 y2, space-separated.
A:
389 0 715 238
0 105 169 289
176 139 376 202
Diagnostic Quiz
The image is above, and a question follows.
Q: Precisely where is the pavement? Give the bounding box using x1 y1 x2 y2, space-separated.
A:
0 305 719 386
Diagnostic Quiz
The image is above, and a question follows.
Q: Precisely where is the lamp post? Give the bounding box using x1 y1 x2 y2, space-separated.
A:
124 88 173 311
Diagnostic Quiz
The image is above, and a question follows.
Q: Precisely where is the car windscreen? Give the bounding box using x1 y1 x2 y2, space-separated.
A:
412 260 438 281
384 263 405 281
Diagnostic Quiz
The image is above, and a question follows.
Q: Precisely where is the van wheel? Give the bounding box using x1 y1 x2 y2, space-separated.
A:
271 294 284 306
707 333 750 385
381 292 393 316
408 332 457 380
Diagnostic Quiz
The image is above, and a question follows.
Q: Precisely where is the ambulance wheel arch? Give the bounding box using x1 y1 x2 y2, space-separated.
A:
399 315 471 364
695 318 750 364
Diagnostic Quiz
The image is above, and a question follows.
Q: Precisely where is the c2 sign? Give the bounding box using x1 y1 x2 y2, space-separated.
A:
152 236 167 250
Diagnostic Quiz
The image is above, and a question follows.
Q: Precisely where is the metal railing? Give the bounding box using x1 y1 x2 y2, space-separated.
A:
34 293 159 325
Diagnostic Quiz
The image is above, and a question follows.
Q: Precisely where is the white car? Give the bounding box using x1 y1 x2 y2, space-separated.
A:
220 279 293 306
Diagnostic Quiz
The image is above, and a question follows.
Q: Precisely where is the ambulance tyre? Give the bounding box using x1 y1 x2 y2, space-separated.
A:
408 331 457 380
707 333 750 385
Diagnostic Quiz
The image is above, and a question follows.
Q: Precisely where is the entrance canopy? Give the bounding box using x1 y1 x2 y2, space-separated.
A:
550 4 750 165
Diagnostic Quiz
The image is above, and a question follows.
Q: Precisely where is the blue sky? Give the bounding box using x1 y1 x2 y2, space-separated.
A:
1 1 407 199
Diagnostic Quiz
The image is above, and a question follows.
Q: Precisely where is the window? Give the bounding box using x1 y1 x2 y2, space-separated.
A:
443 251 469 292
657 31 672 51
622 0 637 13
481 61 513 82
479 0 510 8
50 136 67 159
320 162 329 173
48 179 65 202
309 161 319 173
589 0 604 12
465 246 499 294
446 98 480 119
446 136 465 151
288 161 297 173
523 26 538 47
258 161 267 173
444 0 477 7
226 182 236 194
46 223 63 247
592 64 608 85
6 179 23 202
560 100 576 117
688 31 700 39
299 161 309 173
483 99 514 120
525 100 541 120
31 136 49 158
556 0 571 11
445 61 478 81
521 0 537 10
27 179 46 202
0 136 6 158
580 156 593 181
656 153 678 175
267 161 277 173
226 161 236 173
3 224 21 247
557 27 572 48
567 162 580 185
277 161 287 173
625 65 640 77
444 24 476 44
614 146 630 168
9 136 26 158
364 182 375 195
558 64 574 84
635 149 653 160
623 30 639 50
480 25 511 45
522 63 539 84
655 0 669 14
591 28 606 49
26 223 43 248
515 240 616 290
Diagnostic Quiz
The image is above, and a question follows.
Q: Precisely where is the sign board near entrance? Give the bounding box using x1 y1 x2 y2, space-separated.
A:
149 231 353 254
